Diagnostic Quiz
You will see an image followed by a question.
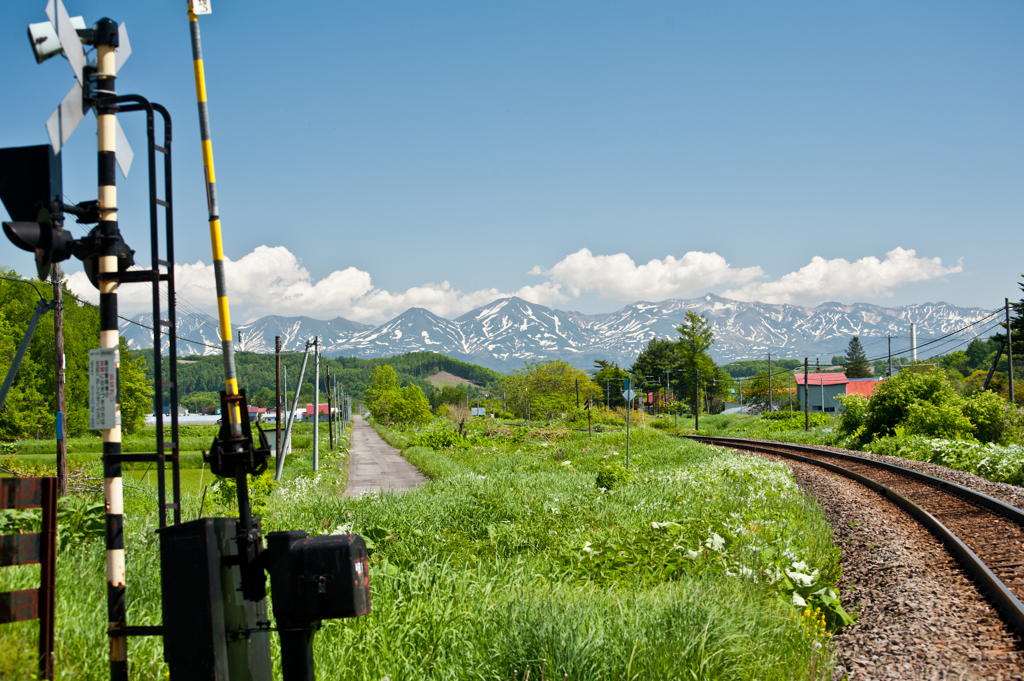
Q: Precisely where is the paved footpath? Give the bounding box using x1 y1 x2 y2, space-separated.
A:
345 415 427 496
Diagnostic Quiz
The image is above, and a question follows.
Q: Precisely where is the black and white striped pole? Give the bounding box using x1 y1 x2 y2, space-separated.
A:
93 19 128 681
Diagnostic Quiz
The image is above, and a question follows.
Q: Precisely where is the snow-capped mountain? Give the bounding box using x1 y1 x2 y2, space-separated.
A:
121 294 997 371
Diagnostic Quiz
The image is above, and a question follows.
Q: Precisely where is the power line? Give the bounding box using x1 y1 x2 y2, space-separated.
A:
56 286 223 352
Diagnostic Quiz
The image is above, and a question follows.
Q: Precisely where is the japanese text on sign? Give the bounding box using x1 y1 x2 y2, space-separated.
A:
89 348 119 430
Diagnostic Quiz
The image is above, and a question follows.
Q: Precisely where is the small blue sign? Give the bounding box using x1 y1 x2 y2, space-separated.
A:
55 411 64 440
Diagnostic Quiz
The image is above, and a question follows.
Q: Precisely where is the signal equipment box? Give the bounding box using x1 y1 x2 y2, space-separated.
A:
265 531 371 622
159 518 272 680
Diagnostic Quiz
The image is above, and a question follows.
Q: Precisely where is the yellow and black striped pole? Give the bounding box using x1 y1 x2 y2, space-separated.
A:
94 18 128 681
188 6 242 436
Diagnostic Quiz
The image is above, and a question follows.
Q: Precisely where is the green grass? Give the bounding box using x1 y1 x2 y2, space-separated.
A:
0 420 841 679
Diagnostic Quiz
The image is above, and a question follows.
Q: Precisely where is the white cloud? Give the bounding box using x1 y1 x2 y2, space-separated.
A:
65 244 962 324
723 247 962 306
532 248 763 300
66 245 566 324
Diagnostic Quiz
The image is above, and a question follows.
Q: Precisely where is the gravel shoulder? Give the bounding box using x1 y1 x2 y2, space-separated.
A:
817 444 1024 511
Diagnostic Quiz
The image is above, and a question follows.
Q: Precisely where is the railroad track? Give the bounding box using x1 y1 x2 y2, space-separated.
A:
687 435 1024 637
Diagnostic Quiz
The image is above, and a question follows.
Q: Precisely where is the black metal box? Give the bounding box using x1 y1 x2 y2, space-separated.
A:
265 531 371 624
159 518 272 680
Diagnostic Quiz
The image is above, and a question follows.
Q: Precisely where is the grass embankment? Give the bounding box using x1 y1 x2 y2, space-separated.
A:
0 415 843 679
695 411 1024 489
0 422 350 679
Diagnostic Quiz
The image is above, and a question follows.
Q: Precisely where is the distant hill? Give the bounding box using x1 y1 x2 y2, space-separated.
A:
137 350 501 402
122 294 996 372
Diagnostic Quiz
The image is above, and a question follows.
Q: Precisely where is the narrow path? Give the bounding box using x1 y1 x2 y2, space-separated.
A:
345 415 427 496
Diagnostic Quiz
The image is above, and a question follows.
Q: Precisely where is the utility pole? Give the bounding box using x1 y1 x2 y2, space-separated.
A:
275 336 281 460
575 377 579 408
1008 298 1016 403
789 373 792 419
666 370 671 421
326 364 335 451
52 263 67 497
694 367 700 431
313 336 320 472
887 335 892 377
804 358 809 431
625 378 631 471
767 352 772 413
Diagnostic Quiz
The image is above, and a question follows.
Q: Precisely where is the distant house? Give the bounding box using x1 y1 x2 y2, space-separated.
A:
796 373 881 413
305 403 333 422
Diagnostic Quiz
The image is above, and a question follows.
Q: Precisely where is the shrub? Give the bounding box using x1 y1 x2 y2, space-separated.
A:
213 469 277 517
866 436 1024 486
903 400 975 440
836 394 868 437
963 390 1011 444
650 417 675 430
412 427 466 450
595 459 633 489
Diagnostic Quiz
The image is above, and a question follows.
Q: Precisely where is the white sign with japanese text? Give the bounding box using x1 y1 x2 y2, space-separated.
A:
89 348 119 430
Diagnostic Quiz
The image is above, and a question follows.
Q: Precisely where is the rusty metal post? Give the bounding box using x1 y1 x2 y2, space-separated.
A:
51 266 67 498
39 477 57 679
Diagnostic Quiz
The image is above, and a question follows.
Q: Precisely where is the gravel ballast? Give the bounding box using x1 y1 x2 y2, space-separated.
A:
753 452 1024 680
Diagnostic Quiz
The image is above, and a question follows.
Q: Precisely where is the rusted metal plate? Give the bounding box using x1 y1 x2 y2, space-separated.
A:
0 478 42 509
0 534 40 566
0 589 39 624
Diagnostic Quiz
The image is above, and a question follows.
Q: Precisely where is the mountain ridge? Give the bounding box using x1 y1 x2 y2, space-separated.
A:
120 294 996 372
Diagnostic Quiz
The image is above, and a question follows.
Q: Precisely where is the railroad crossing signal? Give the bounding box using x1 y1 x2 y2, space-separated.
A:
31 0 134 175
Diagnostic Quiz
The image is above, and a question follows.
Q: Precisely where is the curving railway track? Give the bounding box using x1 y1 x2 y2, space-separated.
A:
687 435 1024 638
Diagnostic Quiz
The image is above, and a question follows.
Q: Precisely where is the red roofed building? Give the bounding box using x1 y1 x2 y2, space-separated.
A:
845 379 880 399
795 373 881 413
305 403 331 416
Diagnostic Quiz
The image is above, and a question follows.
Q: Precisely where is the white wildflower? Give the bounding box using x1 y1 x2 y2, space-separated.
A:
785 569 816 587
705 533 726 552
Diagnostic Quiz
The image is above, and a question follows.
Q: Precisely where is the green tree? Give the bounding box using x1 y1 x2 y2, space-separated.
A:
364 365 402 424
503 360 601 420
843 337 871 378
253 386 275 409
390 385 433 425
119 337 153 435
744 370 792 413
992 275 1024 364
673 311 721 413
592 360 630 408
429 385 469 410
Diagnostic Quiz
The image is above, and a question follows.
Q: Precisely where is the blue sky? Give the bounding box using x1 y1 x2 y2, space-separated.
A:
1 1 1021 323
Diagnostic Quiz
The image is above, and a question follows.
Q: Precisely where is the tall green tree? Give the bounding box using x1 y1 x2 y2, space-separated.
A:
673 311 721 413
843 336 872 378
592 360 630 408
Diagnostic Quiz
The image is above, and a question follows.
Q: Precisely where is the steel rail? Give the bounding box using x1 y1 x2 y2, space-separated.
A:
686 434 1024 637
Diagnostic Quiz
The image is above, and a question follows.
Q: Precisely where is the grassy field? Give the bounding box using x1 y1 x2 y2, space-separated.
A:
0 416 845 679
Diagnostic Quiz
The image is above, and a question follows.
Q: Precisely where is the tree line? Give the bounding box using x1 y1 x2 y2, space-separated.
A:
0 269 151 438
